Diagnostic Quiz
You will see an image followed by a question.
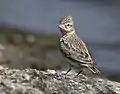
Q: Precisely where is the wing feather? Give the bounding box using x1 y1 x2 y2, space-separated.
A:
60 34 93 64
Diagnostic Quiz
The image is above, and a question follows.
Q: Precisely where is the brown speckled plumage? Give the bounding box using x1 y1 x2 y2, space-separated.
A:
59 15 100 76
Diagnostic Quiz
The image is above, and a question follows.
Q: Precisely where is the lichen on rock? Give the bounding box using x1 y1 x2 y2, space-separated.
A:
0 68 120 94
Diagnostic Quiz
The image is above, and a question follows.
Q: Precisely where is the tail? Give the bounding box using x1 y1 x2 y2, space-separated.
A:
87 64 100 74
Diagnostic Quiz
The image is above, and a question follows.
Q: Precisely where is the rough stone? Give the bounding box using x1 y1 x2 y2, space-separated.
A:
0 67 119 94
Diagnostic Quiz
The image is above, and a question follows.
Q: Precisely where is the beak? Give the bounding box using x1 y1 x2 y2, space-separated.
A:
59 24 63 28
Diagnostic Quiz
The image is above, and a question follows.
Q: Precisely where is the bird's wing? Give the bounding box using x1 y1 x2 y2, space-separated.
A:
71 41 92 63
60 37 93 64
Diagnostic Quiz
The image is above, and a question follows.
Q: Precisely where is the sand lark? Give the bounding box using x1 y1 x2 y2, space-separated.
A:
59 15 100 76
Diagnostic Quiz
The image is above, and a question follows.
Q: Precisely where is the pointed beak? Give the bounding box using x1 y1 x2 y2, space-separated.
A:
59 24 63 28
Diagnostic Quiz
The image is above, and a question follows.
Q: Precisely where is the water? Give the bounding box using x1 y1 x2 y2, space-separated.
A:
0 0 120 73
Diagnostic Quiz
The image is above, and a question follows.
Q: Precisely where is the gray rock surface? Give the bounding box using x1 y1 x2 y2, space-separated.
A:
0 67 120 94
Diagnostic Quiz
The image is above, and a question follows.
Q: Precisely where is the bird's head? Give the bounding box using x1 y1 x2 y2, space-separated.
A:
59 15 75 35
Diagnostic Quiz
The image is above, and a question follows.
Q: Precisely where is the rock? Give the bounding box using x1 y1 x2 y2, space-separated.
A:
25 34 36 46
13 33 24 45
0 68 120 94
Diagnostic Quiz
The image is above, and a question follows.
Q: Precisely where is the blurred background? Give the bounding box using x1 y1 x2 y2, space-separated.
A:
0 0 120 81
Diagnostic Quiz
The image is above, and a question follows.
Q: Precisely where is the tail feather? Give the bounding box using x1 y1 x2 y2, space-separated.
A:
88 64 100 74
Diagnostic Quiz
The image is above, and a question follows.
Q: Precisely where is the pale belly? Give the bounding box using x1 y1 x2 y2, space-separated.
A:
66 58 83 69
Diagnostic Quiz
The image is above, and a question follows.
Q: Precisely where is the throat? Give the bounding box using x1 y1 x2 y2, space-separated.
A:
66 31 75 35
60 29 75 36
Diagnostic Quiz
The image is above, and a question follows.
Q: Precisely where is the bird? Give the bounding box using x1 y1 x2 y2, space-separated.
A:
58 15 100 77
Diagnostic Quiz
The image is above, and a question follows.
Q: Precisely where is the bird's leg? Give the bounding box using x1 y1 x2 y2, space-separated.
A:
64 68 71 75
74 70 82 78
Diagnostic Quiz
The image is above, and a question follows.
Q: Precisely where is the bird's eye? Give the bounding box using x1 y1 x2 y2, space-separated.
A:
65 23 72 29
67 24 70 26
